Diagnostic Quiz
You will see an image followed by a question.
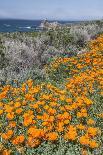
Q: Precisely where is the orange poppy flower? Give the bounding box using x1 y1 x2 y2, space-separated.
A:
87 119 95 125
46 132 58 141
79 135 90 145
89 140 99 148
26 137 41 147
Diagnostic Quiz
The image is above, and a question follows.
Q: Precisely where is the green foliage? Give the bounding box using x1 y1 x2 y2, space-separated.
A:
0 38 9 69
46 28 74 50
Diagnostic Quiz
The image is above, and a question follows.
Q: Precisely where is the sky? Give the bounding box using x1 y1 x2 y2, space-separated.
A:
0 0 103 20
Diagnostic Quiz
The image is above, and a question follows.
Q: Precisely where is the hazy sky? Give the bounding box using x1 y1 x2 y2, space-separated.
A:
0 0 103 20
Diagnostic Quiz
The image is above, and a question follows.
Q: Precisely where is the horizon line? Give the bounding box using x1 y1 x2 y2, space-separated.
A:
0 17 102 21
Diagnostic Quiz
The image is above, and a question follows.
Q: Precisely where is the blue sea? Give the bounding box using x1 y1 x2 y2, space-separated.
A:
0 19 80 32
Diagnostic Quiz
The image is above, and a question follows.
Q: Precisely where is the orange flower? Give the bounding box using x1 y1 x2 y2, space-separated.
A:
4 106 14 113
76 124 86 130
46 125 54 131
46 132 58 141
77 112 83 118
89 140 99 148
36 101 45 105
2 130 13 140
0 109 3 115
59 95 65 101
2 149 11 155
83 98 93 106
42 121 49 126
47 108 56 115
26 79 33 88
56 122 64 132
36 115 42 120
6 112 14 120
44 105 49 110
77 108 88 118
22 100 27 106
65 98 72 103
41 94 52 100
49 102 58 107
31 86 40 94
71 103 78 110
28 128 45 138
21 85 26 93
79 135 90 145
7 130 13 136
31 103 39 109
14 102 21 108
23 117 34 127
48 116 55 123
9 121 16 128
0 91 7 99
42 113 49 121
64 119 70 125
25 94 35 101
26 137 40 147
15 108 23 114
59 106 66 111
76 97 84 107
87 119 95 125
12 135 24 145
64 125 77 141
1 133 8 140
64 131 77 141
0 102 3 107
87 127 98 137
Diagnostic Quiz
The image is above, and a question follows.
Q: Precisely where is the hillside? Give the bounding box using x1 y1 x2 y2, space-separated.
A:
0 20 103 83
0 29 103 154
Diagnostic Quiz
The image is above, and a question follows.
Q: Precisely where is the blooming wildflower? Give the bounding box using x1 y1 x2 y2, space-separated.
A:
0 109 3 115
79 135 90 145
87 119 95 125
12 135 25 145
89 140 99 148
64 131 77 141
46 132 58 141
2 149 11 155
76 124 86 130
15 108 23 114
6 112 14 120
26 137 40 147
87 127 99 137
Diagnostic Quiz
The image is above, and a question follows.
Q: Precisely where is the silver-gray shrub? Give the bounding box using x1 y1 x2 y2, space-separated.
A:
0 20 103 82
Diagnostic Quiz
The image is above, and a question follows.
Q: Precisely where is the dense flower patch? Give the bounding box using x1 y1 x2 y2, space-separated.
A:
0 35 103 154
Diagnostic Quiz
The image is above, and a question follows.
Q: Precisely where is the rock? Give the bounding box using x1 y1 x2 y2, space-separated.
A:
39 20 62 30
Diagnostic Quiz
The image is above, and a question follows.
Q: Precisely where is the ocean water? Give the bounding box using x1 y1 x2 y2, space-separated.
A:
0 19 42 32
0 19 79 32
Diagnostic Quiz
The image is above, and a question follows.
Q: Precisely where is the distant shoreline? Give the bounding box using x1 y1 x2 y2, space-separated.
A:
0 19 81 33
0 19 102 33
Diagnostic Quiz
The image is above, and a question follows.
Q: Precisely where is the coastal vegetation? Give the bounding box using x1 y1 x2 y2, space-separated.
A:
0 20 103 82
0 21 103 155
